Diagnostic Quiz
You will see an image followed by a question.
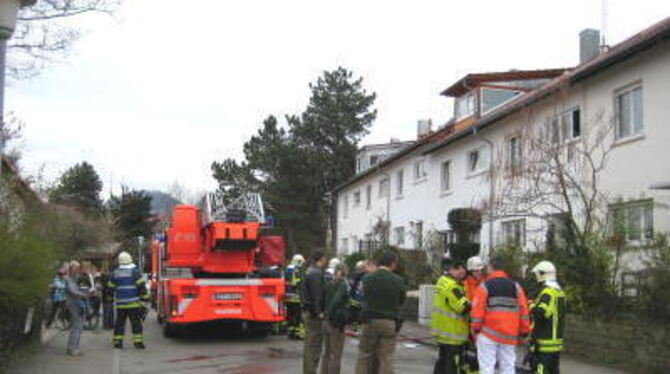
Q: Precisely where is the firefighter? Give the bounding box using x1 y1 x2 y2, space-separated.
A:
464 256 486 301
470 256 531 374
431 257 470 374
529 261 565 374
109 251 149 349
285 254 306 339
325 257 341 282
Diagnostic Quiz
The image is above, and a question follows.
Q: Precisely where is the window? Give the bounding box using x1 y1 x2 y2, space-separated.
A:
609 200 653 244
440 161 452 192
353 190 361 207
378 177 389 198
616 86 643 140
440 230 456 248
396 170 404 196
352 235 359 252
468 147 490 174
455 93 475 119
550 108 581 144
342 195 349 218
365 185 372 209
481 88 522 114
356 157 363 173
413 221 423 248
394 226 405 246
414 158 427 181
370 155 379 166
501 219 526 247
507 135 522 172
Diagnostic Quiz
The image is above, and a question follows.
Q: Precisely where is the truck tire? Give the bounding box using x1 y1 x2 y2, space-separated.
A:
163 322 178 338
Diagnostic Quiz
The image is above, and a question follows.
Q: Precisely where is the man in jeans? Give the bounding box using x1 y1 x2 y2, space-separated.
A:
300 251 327 374
65 261 93 356
355 251 406 374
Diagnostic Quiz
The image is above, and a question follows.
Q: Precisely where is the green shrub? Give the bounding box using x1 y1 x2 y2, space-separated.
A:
0 219 57 310
640 234 670 322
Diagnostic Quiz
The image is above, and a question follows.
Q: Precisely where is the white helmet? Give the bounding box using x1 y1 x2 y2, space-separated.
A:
118 251 133 266
531 261 557 282
466 256 485 271
328 257 341 270
355 260 366 271
291 254 305 266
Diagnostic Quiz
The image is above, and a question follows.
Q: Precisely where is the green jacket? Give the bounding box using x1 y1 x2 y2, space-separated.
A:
325 278 350 328
362 267 406 320
431 275 470 345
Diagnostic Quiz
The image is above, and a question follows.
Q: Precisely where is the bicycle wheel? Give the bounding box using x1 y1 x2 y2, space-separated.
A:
55 306 71 331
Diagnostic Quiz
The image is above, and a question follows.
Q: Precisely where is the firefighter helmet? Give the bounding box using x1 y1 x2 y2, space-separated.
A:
328 257 341 270
118 251 133 266
531 261 557 282
466 256 485 271
291 254 305 266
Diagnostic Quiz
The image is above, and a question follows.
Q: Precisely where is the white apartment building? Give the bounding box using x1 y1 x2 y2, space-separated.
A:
334 19 670 277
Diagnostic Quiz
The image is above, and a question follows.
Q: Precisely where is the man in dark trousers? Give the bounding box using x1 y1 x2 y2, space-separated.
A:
355 251 406 374
109 251 148 349
300 251 328 374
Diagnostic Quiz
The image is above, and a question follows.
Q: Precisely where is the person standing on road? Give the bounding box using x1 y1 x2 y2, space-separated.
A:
432 257 470 374
529 261 566 374
286 254 306 340
321 263 350 374
100 271 115 330
470 256 531 374
46 267 68 328
109 251 148 349
300 251 328 374
65 261 93 356
354 251 406 374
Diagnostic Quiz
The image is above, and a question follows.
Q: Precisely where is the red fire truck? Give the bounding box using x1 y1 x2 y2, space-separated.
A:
154 193 285 337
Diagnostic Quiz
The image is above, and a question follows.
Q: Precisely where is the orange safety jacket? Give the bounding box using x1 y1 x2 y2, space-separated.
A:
463 275 482 301
470 270 530 345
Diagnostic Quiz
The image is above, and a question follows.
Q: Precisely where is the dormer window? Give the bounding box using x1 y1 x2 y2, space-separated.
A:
455 92 475 120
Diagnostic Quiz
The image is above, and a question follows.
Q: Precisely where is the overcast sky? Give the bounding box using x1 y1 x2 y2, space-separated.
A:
6 0 670 198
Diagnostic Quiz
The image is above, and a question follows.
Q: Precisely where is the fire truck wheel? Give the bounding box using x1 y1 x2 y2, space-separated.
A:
162 322 179 338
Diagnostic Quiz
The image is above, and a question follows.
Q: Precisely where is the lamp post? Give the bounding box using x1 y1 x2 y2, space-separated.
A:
0 0 35 174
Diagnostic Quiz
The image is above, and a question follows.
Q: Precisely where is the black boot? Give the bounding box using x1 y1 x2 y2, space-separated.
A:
134 342 146 349
114 341 122 349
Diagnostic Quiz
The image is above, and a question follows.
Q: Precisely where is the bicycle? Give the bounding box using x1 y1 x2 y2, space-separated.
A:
82 296 100 330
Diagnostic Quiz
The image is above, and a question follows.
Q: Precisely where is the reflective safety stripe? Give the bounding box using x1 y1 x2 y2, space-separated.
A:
520 315 530 320
470 317 483 323
195 279 263 286
486 306 519 313
116 297 140 303
488 296 518 307
430 328 469 341
482 326 518 342
113 335 123 341
132 334 143 343
434 309 466 321
116 285 136 290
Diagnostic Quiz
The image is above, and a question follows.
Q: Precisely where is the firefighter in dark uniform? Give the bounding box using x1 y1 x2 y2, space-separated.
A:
285 254 306 339
530 261 566 374
110 251 149 349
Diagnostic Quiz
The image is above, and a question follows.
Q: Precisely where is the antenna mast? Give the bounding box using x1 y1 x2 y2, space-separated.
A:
601 0 609 48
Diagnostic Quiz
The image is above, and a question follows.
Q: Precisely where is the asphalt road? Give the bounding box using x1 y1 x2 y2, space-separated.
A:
10 313 435 374
11 312 630 374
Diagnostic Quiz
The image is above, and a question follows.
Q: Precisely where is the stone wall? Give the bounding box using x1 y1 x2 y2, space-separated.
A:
564 315 670 374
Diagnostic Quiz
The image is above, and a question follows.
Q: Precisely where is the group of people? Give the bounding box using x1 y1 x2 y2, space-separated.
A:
432 255 565 374
296 250 406 374
48 252 149 356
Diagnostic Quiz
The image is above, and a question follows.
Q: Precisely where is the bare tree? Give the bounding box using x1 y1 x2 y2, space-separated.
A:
8 0 121 79
486 92 617 246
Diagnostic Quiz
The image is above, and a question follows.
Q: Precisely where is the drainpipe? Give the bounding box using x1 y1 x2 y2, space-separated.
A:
380 170 391 245
473 126 495 259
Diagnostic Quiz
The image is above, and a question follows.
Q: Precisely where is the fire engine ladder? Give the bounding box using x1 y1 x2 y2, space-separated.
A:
203 192 265 224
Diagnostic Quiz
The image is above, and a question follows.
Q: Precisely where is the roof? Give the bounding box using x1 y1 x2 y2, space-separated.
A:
440 69 570 97
333 126 454 192
426 16 670 155
1 156 40 201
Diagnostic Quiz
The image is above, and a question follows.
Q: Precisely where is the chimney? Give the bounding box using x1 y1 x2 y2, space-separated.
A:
417 119 433 139
579 29 600 64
